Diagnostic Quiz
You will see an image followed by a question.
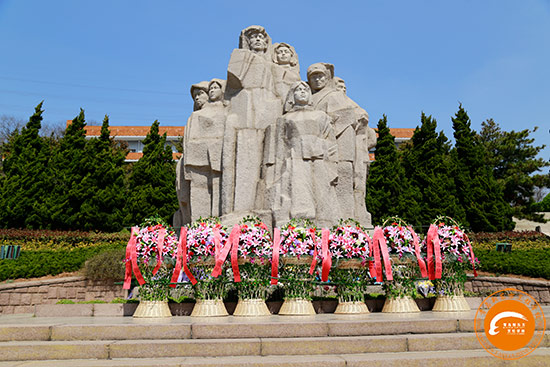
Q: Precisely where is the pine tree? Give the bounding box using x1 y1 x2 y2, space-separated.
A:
480 119 549 222
78 115 128 231
365 115 419 225
0 102 53 228
48 109 89 229
401 113 465 227
451 105 514 231
125 120 178 225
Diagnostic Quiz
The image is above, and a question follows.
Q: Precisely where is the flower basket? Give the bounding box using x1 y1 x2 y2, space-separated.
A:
276 219 319 315
328 220 372 314
230 216 273 317
123 216 179 318
426 216 479 312
378 217 427 313
184 217 230 317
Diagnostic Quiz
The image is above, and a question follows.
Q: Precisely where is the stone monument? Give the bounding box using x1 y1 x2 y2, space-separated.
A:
175 25 375 229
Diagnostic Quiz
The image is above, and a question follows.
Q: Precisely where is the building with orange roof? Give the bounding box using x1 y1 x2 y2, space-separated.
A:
81 123 413 162
71 122 184 162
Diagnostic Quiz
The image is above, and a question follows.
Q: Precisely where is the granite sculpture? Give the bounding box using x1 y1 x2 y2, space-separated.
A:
175 25 376 229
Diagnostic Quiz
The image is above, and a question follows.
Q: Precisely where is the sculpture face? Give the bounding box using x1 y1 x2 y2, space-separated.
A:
247 31 267 53
275 46 292 65
336 80 346 94
308 72 328 91
293 83 311 106
193 89 209 110
208 82 223 102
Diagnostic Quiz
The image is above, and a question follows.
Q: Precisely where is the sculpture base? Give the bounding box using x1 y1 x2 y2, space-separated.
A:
233 298 271 317
334 301 370 314
191 299 229 317
381 296 420 313
432 294 470 312
278 298 316 315
133 300 172 318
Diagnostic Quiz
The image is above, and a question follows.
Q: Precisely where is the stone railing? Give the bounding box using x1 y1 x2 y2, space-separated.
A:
465 276 550 304
0 276 127 314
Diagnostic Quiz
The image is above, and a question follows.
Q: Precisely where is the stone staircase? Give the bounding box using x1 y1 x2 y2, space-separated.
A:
0 311 548 366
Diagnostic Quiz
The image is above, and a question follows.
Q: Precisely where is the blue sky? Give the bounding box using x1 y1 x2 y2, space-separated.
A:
0 0 548 165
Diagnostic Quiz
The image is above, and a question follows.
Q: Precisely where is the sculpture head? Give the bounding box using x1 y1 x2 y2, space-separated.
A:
307 63 335 92
284 81 313 113
190 81 209 111
208 78 226 102
334 77 346 94
239 25 271 54
272 42 298 66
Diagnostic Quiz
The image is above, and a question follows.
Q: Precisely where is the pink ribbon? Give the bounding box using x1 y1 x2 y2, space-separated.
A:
465 235 478 277
231 225 242 282
320 228 332 282
271 228 281 285
211 225 238 278
426 224 442 280
152 227 166 276
123 227 146 289
407 226 428 278
372 227 393 281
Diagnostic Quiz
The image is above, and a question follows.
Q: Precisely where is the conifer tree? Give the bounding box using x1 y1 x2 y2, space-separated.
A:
0 102 52 228
48 109 89 229
401 113 465 227
451 105 514 231
125 120 178 225
365 115 419 225
78 115 128 231
480 119 549 222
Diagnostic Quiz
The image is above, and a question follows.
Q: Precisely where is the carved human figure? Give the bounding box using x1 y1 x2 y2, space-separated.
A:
176 78 228 224
271 42 301 100
268 81 340 228
307 63 371 225
190 81 209 111
221 26 282 222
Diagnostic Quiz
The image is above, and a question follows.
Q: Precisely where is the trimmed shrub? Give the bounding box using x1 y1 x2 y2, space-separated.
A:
84 248 127 281
475 248 550 280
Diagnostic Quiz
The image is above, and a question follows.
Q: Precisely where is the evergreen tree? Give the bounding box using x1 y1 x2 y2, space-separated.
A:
48 109 89 229
78 115 128 231
365 115 419 225
451 105 514 231
480 119 549 222
125 120 178 225
0 102 53 228
401 113 465 227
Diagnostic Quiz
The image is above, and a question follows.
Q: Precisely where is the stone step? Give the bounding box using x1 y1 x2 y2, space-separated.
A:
1 312 548 342
2 331 548 362
0 348 548 367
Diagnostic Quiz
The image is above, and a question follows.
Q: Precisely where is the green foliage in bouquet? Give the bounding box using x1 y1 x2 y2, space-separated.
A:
278 218 318 300
185 217 230 300
233 216 273 300
380 217 422 299
329 219 372 303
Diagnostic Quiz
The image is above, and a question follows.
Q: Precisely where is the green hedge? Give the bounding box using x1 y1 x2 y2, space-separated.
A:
475 248 550 280
0 243 126 281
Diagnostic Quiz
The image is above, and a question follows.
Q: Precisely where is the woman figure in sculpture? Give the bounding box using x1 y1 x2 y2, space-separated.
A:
269 81 341 228
271 42 301 101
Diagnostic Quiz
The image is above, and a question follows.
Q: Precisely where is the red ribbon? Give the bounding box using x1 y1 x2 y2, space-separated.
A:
407 226 428 278
320 228 332 282
465 235 478 277
211 225 238 278
123 227 146 289
372 227 393 281
152 227 166 276
170 227 193 287
426 224 442 280
309 231 318 275
231 225 242 282
271 228 281 285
